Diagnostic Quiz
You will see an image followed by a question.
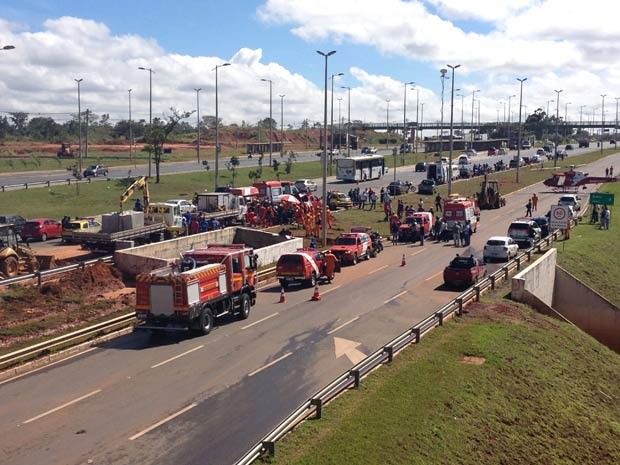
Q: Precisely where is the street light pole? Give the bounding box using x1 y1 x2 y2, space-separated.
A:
195 88 202 163
516 77 527 183
554 89 562 167
580 104 586 127
128 89 133 161
337 97 343 155
317 50 336 247
386 98 391 156
415 87 420 153
471 89 480 148
564 102 571 138
138 66 154 177
615 97 620 138
260 78 273 167
214 63 231 188
341 86 351 157
457 93 464 135
329 72 344 175
420 102 424 146
601 94 606 155
74 78 83 176
440 69 447 142
279 94 285 155
402 81 414 163
447 64 460 196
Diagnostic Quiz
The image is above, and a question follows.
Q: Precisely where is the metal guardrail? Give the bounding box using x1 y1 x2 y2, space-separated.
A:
0 175 113 192
0 255 114 286
235 227 568 465
0 266 277 372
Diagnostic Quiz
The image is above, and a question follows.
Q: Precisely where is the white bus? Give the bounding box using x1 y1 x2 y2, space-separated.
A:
336 155 387 182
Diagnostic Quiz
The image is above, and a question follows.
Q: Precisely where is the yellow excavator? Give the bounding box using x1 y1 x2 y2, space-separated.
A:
120 176 150 212
0 225 55 278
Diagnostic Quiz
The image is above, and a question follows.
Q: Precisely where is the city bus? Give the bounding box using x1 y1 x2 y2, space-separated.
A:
336 155 387 182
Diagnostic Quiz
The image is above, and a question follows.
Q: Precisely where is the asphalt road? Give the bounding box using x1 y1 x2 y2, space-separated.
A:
0 150 617 465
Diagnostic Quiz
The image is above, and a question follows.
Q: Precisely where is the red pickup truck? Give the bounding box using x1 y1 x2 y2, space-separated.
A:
331 232 372 265
443 254 487 288
276 249 325 288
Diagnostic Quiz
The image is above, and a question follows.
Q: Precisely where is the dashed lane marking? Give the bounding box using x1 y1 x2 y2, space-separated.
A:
241 312 279 330
327 316 360 335
384 290 408 304
248 352 293 377
321 285 342 295
151 345 205 369
23 389 102 424
129 403 198 441
368 265 388 275
424 270 444 282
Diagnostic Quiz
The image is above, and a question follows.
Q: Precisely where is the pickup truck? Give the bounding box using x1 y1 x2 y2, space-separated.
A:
276 249 326 288
443 254 487 288
331 232 372 265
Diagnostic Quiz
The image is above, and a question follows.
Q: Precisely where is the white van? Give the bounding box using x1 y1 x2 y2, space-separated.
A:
450 164 460 180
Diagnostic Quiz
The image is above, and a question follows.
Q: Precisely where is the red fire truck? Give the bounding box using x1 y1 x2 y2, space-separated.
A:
135 244 258 335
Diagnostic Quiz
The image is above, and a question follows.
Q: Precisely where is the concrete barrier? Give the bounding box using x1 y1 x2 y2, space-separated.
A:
553 266 620 351
511 249 557 306
114 227 302 276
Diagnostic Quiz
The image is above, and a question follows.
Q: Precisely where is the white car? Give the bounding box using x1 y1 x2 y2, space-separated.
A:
295 179 318 192
530 154 542 163
558 194 581 211
483 236 519 262
466 148 477 156
165 199 196 214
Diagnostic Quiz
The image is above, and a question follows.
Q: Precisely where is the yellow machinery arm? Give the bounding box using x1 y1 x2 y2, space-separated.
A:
119 176 150 211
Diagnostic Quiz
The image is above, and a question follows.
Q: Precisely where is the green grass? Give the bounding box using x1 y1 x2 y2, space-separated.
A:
554 181 620 307
262 295 620 465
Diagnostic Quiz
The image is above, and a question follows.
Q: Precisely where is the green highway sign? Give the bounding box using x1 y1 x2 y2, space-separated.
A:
590 193 615 205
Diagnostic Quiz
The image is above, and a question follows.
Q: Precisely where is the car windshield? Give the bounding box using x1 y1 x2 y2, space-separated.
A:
449 257 475 269
487 240 507 246
421 180 433 185
65 223 84 230
88 165 97 170
335 237 357 246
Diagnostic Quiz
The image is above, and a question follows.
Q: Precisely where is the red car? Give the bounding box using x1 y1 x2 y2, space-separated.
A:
331 233 372 265
443 254 487 288
276 249 326 288
20 218 63 241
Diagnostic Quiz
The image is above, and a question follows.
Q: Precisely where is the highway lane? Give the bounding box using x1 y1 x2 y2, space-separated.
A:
0 152 617 465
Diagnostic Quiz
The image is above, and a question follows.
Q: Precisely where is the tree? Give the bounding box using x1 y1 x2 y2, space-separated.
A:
9 112 28 134
27 117 60 141
143 108 194 183
202 115 221 130
248 154 264 182
226 155 240 186
0 116 11 140
260 117 277 130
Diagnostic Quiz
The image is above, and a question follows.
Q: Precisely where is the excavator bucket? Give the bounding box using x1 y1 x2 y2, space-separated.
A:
34 254 56 271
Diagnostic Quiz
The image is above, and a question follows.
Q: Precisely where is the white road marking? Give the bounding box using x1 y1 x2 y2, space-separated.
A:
424 270 444 282
327 316 360 335
321 285 342 295
23 389 102 424
0 347 98 387
368 265 388 275
241 312 279 330
151 345 205 369
248 352 293 377
410 248 426 257
129 403 198 441
384 290 408 304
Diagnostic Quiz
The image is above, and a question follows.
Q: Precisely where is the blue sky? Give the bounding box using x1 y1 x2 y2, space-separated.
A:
0 0 617 126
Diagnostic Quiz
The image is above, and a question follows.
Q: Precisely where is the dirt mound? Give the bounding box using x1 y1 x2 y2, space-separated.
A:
57 261 124 294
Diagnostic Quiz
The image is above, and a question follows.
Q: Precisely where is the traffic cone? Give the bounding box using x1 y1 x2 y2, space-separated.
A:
311 285 322 301
401 253 406 267
279 287 286 303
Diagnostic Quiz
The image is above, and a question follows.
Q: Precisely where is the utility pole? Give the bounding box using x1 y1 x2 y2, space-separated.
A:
195 88 202 163
341 86 351 157
279 94 285 155
601 94 606 155
516 78 527 183
128 89 133 161
447 64 460 195
214 63 230 188
554 89 563 167
471 89 480 149
74 78 83 175
402 81 414 163
85 109 89 160
329 72 343 175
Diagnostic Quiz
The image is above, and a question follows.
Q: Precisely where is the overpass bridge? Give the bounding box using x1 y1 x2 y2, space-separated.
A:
358 121 616 131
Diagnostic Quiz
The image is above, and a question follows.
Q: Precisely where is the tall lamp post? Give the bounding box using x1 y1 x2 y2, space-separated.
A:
317 50 336 247
579 104 586 128
564 102 571 137
507 94 516 147
128 89 133 161
74 78 84 175
420 102 424 145
615 97 620 138
471 89 480 148
138 66 154 177
341 86 351 156
601 94 606 155
329 72 344 174
447 64 460 195
261 78 273 167
554 89 562 167
279 94 285 155
439 69 447 142
213 63 230 188
337 97 343 151
457 93 465 135
402 81 414 163
516 78 527 183
195 88 202 163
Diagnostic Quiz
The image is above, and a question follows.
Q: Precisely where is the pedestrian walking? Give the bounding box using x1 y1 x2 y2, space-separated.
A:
463 220 471 246
391 219 401 245
525 199 533 217
611 166 614 176
605 167 609 177
370 191 377 210
531 193 538 211
435 194 442 212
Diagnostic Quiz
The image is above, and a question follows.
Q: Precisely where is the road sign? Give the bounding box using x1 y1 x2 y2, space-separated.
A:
550 205 570 229
590 192 615 205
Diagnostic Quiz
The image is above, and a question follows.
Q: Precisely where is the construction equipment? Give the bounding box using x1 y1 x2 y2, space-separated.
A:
0 224 56 279
56 143 75 159
120 176 150 211
477 175 505 210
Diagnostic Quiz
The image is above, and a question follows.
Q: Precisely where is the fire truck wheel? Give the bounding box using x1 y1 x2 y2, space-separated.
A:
198 307 214 335
308 272 317 288
238 293 251 320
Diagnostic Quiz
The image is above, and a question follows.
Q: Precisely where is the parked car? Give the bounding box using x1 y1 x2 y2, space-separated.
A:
466 148 477 156
0 214 27 235
507 220 541 248
20 218 63 241
328 191 353 210
387 180 413 196
565 144 574 150
536 148 546 157
417 179 437 195
610 140 616 145
165 199 197 214
276 249 327 288
295 179 318 192
530 154 542 163
521 140 531 149
532 216 550 237
329 148 340 156
443 254 487 288
509 157 525 168
558 194 581 211
483 236 519 262
361 146 371 154
498 148 507 156
487 147 497 156
415 162 427 172
83 164 109 177
557 149 568 159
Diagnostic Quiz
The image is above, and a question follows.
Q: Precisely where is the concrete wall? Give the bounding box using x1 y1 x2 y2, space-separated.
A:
114 227 301 276
511 249 557 306
553 266 620 351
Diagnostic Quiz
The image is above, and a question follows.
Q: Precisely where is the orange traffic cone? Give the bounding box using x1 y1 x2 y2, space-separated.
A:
311 285 322 301
401 253 406 267
279 287 286 303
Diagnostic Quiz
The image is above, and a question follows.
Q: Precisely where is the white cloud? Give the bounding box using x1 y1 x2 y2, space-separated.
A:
424 0 536 22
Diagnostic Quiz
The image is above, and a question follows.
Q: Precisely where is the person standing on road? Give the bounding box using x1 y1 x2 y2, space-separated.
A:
369 191 377 210
435 194 442 212
532 193 538 211
452 223 462 247
323 250 338 283
463 220 471 246
605 167 609 177
525 199 533 217
611 166 614 176
391 218 401 245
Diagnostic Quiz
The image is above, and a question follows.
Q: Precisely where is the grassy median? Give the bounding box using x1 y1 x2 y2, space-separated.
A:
260 296 620 465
